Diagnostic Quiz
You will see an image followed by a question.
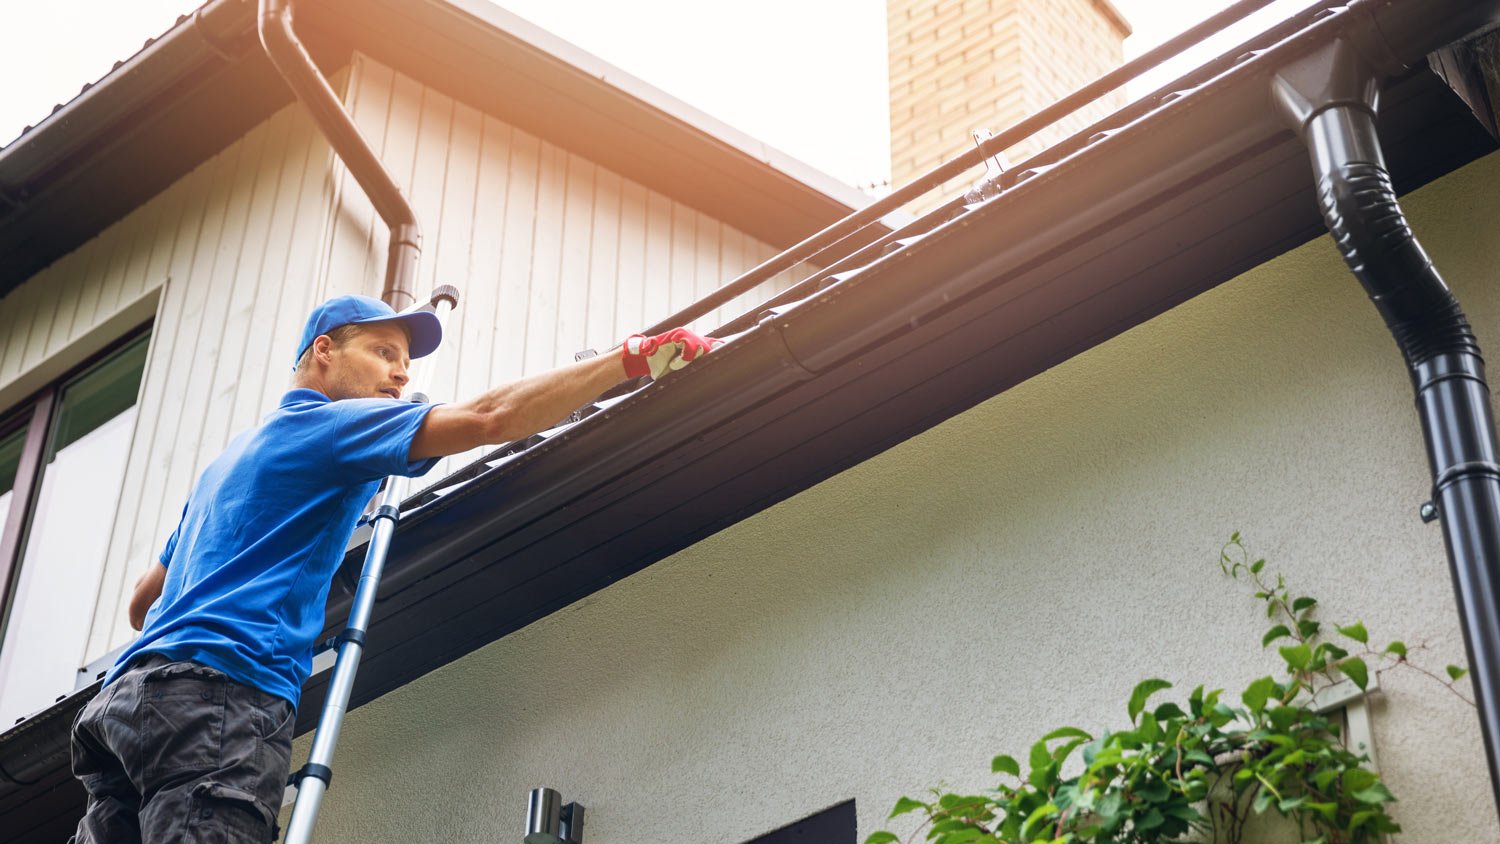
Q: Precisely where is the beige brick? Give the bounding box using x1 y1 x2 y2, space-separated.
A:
888 0 1126 213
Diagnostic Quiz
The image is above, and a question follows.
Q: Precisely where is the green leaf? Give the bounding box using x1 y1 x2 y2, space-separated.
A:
1337 621 1369 644
1138 712 1161 743
864 833 899 844
992 754 1021 777
1136 779 1169 802
929 818 969 835
1280 643 1312 671
1242 675 1278 716
888 797 925 819
1019 803 1058 839
1128 679 1173 724
1136 808 1165 830
1030 739 1051 774
1448 664 1470 681
1351 782 1396 805
1340 657 1370 691
1261 624 1292 648
1153 702 1187 721
1250 558 1265 574
1292 596 1317 613
1041 726 1093 743
1385 640 1408 658
1341 768 1378 792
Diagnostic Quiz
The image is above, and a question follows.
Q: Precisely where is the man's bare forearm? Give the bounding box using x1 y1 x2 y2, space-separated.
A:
410 352 627 459
467 352 626 440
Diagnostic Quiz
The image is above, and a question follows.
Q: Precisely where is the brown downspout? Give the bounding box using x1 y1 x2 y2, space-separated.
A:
257 0 421 308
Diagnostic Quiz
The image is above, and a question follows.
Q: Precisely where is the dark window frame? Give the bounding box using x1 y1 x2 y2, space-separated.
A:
743 800 856 844
0 321 152 640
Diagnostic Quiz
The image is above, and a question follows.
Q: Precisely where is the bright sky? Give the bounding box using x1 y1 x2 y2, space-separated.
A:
0 0 1312 189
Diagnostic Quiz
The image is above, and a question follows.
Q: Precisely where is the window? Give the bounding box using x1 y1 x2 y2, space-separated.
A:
743 801 855 844
0 328 150 726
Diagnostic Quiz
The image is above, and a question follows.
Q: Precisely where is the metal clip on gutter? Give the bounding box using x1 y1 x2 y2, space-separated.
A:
257 0 422 309
1271 0 1500 820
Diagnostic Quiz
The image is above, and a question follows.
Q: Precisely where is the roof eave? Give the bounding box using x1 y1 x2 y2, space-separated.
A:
0 0 884 299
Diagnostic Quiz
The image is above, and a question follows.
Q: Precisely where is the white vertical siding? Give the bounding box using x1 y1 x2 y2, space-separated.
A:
85 96 346 660
0 53 819 683
327 54 813 481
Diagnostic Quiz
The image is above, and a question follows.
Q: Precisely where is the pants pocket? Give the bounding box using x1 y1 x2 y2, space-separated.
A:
186 781 279 843
141 663 227 777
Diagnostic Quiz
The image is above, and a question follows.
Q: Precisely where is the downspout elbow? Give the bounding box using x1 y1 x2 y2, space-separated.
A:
1271 38 1476 373
257 0 421 307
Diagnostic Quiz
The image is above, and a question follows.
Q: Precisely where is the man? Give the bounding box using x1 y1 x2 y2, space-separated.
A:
69 294 719 843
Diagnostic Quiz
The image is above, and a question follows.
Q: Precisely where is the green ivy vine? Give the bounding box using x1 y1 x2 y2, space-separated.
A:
866 534 1472 844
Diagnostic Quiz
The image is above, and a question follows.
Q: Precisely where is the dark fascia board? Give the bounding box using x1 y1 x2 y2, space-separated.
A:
0 0 881 298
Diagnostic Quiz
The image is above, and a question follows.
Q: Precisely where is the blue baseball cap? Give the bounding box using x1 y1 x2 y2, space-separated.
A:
294 294 443 367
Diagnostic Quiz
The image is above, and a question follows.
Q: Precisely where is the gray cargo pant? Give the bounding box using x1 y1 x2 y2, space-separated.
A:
69 655 295 843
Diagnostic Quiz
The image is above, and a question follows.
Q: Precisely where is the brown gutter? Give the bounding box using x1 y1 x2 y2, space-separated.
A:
257 0 421 308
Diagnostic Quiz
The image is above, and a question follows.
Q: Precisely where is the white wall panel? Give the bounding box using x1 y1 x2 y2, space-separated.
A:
85 99 346 661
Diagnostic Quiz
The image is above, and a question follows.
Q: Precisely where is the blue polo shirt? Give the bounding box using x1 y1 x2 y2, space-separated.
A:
107 388 440 708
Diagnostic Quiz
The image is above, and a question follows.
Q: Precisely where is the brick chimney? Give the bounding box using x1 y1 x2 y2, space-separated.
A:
888 0 1131 211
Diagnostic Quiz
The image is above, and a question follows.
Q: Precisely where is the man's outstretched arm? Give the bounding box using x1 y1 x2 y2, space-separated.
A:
129 561 167 630
409 328 718 461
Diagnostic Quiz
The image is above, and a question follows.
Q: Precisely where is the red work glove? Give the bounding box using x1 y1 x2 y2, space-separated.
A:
621 328 722 380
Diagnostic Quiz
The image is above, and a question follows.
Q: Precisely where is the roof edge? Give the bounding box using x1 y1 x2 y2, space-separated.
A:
0 0 892 297
421 0 884 215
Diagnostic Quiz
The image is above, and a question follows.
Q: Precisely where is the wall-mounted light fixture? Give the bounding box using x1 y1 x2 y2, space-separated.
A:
525 787 585 844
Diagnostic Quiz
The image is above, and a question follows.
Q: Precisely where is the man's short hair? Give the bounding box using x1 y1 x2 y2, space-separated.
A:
294 322 410 373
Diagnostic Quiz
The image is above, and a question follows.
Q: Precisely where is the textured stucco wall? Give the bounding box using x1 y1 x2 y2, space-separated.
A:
293 149 1500 843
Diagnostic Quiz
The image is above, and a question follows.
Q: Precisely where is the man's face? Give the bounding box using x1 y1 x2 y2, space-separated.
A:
322 322 411 401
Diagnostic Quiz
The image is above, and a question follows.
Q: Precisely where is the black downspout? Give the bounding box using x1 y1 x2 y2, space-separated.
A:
257 0 421 309
1272 25 1500 818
